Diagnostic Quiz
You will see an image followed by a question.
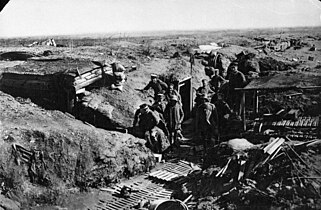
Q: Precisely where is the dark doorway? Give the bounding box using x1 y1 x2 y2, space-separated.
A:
178 77 192 120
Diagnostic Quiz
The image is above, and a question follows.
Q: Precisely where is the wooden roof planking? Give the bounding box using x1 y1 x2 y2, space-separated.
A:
1 58 113 91
237 72 321 91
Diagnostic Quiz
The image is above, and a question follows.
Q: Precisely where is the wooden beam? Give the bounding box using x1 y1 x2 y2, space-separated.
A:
74 75 102 91
254 90 258 114
241 91 246 131
235 85 321 92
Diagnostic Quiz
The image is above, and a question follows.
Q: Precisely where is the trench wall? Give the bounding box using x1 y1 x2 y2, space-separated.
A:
0 72 75 112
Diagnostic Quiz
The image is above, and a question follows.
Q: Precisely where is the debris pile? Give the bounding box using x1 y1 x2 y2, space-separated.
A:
195 138 321 209
258 56 297 72
253 37 292 52
96 160 199 210
250 115 320 140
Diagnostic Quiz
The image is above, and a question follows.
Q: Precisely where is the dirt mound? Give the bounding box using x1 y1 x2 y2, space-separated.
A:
0 91 154 207
2 57 92 75
75 56 199 130
78 86 146 130
259 56 298 72
237 52 260 74
159 58 192 82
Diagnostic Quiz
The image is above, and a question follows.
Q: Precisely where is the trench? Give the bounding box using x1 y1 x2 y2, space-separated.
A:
2 55 320 209
0 69 123 131
0 68 193 133
0 65 198 209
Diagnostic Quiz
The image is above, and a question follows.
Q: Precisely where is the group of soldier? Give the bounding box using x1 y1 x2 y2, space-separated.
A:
133 74 184 154
194 61 247 152
132 59 248 154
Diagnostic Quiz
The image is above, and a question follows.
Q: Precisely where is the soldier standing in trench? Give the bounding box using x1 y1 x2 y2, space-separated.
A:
209 68 227 93
195 79 213 110
164 95 184 147
195 95 218 153
227 62 247 115
165 83 182 106
196 79 212 96
151 93 167 117
142 74 168 99
133 104 163 152
213 93 232 135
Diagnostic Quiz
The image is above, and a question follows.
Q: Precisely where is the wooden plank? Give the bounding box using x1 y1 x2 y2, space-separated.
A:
75 69 100 80
266 138 285 155
76 67 82 78
74 78 87 85
76 88 86 95
77 66 100 76
85 73 99 80
263 138 279 153
74 75 102 91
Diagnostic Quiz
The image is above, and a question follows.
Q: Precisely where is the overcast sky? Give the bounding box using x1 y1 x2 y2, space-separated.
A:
0 0 321 37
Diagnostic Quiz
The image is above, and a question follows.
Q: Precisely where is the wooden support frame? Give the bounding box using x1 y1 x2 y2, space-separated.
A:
241 91 246 131
254 90 259 114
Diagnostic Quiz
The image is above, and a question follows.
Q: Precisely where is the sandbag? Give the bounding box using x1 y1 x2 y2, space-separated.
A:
226 138 254 151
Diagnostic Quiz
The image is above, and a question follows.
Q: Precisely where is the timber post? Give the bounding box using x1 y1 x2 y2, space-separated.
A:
241 91 246 131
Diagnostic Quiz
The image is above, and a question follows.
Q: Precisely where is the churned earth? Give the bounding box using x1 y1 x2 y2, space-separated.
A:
0 27 321 209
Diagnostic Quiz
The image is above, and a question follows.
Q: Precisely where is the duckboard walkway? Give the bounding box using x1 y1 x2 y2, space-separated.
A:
94 160 200 210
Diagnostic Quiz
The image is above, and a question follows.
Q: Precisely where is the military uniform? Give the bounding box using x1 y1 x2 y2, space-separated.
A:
228 65 247 114
133 104 169 153
165 88 181 103
144 78 168 99
195 98 218 151
210 74 226 92
152 100 167 115
164 96 184 146
215 99 232 134
195 79 213 108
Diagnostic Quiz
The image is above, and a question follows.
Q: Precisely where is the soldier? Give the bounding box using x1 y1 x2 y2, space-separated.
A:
143 74 168 99
165 83 182 105
213 93 232 134
195 95 218 152
111 61 126 91
196 79 212 96
132 104 161 151
164 95 184 147
151 93 167 116
149 126 170 154
195 79 212 108
133 104 159 136
207 50 218 68
133 104 169 153
209 68 227 93
227 62 247 115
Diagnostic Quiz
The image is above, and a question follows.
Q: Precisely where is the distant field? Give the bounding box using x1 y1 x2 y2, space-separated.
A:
1 26 320 47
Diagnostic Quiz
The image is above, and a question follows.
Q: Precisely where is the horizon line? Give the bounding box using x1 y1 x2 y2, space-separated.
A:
0 25 320 39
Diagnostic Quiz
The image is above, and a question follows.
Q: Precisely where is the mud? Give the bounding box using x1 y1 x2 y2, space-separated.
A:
0 27 321 209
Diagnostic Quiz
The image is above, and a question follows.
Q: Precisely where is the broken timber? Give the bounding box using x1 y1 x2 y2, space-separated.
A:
96 160 199 210
149 160 201 182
